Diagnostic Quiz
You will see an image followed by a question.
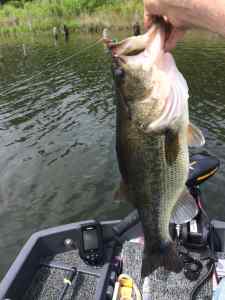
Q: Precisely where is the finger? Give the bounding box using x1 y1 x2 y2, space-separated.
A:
144 11 153 29
163 15 168 23
165 28 186 51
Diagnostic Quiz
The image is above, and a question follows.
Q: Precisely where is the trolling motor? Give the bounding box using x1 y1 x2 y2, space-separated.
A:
169 153 220 291
172 153 220 249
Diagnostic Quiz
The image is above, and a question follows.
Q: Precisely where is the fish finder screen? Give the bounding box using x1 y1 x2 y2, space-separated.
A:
83 228 98 251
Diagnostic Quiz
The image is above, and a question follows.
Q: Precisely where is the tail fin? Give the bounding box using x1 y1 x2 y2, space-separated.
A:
141 241 183 276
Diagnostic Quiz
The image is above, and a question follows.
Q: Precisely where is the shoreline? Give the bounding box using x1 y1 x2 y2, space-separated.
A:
0 0 142 36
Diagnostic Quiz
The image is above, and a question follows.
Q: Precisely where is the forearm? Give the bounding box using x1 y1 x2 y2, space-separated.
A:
202 0 225 36
144 0 225 37
167 0 225 36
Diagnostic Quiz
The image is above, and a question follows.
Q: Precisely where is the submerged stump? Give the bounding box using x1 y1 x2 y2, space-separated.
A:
133 22 141 36
53 27 59 40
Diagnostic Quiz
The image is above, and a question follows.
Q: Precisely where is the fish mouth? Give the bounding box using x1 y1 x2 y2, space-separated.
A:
105 19 170 67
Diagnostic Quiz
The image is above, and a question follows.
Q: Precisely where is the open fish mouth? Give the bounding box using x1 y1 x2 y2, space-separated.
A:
104 20 170 68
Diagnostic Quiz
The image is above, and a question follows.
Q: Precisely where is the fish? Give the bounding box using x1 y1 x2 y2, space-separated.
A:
105 21 205 274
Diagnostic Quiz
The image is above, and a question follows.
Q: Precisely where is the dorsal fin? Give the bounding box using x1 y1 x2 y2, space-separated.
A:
170 189 199 225
188 123 205 147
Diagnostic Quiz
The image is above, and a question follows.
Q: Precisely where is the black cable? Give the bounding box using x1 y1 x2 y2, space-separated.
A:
176 234 214 300
190 224 216 299
58 268 77 300
186 202 216 299
190 259 214 300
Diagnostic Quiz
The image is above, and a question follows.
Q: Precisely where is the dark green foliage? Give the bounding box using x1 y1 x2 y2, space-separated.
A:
2 0 116 12
76 0 114 12
0 0 142 35
4 0 24 8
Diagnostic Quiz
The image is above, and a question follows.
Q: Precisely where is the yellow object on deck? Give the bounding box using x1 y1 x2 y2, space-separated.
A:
112 274 142 300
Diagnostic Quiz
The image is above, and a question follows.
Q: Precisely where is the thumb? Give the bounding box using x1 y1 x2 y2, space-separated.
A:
144 11 153 29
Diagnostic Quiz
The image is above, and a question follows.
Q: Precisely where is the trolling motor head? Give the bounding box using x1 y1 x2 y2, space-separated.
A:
171 203 210 249
186 153 219 188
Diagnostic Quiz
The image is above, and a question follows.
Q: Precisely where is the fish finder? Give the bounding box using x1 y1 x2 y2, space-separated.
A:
79 222 104 265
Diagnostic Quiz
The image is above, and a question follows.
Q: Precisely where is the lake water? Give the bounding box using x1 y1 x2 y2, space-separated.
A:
0 30 225 279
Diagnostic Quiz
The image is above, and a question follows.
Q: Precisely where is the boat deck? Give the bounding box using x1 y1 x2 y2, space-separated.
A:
23 249 100 300
23 241 213 300
122 241 212 300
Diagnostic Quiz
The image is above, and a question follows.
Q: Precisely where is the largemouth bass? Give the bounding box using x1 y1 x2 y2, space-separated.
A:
105 22 205 274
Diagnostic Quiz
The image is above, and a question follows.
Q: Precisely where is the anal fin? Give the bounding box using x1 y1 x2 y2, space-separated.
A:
170 189 199 224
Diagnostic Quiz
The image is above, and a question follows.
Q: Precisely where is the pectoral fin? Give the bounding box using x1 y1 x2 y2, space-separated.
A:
165 130 179 164
170 189 199 225
188 123 205 147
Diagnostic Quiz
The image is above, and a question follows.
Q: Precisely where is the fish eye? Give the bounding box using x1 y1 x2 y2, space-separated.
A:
113 67 125 84
114 67 124 78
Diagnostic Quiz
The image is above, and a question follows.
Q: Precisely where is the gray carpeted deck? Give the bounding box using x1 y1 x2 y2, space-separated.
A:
23 250 99 300
122 241 212 300
23 242 214 300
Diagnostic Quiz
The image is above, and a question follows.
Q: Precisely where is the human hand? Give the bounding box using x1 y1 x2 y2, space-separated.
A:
143 0 225 50
144 0 193 50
